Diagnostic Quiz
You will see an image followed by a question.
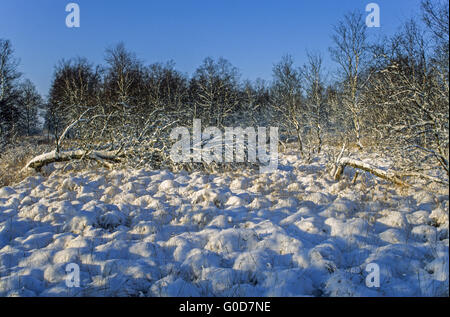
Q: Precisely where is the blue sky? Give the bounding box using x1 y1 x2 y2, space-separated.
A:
0 0 423 97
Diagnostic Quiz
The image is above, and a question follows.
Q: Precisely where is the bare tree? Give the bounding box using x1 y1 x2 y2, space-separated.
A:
422 0 449 43
239 78 272 127
271 55 305 156
0 39 22 144
422 0 449 124
329 11 370 149
144 61 189 122
103 43 146 138
46 57 102 150
18 79 42 136
190 57 241 127
301 52 327 154
367 19 449 178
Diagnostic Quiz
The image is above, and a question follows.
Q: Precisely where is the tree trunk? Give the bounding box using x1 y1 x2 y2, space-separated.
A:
334 157 409 187
296 128 304 158
22 150 123 172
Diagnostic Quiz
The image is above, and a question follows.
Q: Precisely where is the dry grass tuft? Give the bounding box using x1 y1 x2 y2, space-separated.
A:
0 136 53 187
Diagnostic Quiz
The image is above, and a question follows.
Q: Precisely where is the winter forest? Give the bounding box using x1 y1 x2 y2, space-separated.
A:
0 1 448 297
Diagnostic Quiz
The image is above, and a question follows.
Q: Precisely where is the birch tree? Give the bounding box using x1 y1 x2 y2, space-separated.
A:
301 52 327 154
271 55 305 156
190 57 241 127
367 19 449 177
329 11 370 149
46 57 102 148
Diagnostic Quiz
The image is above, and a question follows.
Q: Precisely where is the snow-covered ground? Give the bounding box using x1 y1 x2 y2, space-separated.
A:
0 151 448 297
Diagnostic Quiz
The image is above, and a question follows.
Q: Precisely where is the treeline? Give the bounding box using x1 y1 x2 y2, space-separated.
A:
1 0 448 176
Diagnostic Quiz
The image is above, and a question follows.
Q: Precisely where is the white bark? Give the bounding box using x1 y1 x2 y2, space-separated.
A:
333 157 409 186
22 149 123 172
333 157 448 187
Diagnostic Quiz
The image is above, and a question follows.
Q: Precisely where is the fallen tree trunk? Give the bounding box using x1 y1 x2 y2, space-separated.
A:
22 149 123 172
396 171 449 186
333 157 410 187
334 157 448 186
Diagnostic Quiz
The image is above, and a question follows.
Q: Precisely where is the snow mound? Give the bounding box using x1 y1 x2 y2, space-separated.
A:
0 151 448 297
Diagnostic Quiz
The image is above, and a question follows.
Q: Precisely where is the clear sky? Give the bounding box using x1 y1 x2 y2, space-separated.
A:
0 0 423 98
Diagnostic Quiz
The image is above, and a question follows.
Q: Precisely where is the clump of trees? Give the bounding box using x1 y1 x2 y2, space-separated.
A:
0 39 42 148
329 2 448 183
5 0 449 184
362 0 449 178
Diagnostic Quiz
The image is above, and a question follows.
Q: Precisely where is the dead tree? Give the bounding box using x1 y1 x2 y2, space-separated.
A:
334 156 448 187
333 157 410 187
